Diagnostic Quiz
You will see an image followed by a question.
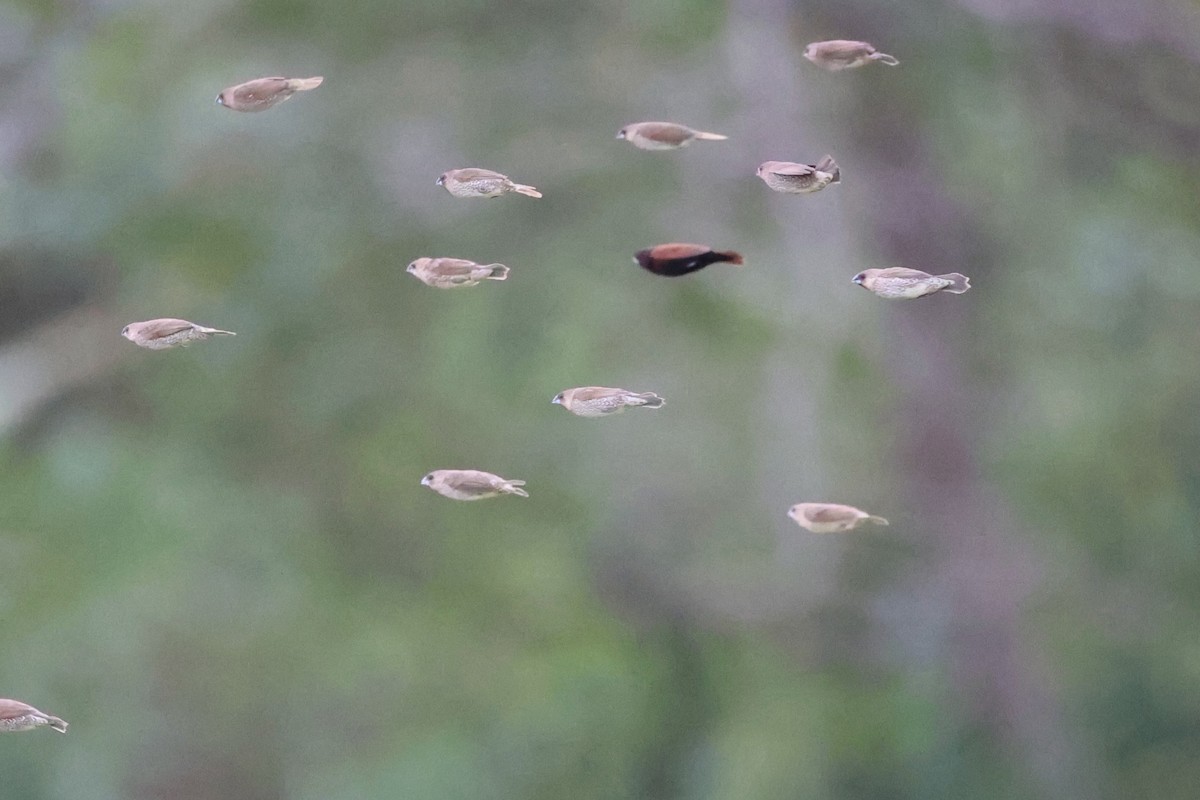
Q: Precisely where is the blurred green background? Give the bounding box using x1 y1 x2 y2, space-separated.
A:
3 0 1200 797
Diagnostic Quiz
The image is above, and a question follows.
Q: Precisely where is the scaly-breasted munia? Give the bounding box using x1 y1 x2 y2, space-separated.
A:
803 40 899 70
420 469 529 500
616 122 728 150
551 387 665 417
406 258 510 288
756 156 840 194
634 243 744 277
436 169 542 199
215 76 323 111
0 699 68 734
852 268 971 299
787 503 889 533
121 319 237 350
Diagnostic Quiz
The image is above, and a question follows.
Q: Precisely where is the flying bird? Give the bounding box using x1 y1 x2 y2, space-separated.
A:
852 268 971 299
757 156 841 194
121 318 237 350
420 469 529 501
552 387 665 417
616 121 728 150
803 40 899 70
634 243 744 277
406 257 510 288
787 503 889 533
436 168 542 199
215 76 323 111
0 699 68 734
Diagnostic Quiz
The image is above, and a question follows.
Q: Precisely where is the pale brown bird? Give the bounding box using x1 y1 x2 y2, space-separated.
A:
215 76 323 111
420 469 529 500
552 386 665 417
787 503 889 534
406 257 510 288
121 318 237 350
0 699 68 733
852 268 971 299
436 168 542 199
616 121 728 151
803 40 899 70
757 156 840 194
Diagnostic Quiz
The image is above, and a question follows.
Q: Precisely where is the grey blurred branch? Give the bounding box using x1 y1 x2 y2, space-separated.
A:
0 306 127 434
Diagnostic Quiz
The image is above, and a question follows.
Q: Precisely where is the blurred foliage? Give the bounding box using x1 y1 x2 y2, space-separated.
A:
3 0 1200 798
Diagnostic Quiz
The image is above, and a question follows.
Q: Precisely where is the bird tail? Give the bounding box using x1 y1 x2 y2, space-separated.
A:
485 264 510 280
816 154 840 183
871 53 899 66
201 327 237 336
502 480 529 498
512 184 543 198
46 716 68 733
866 515 889 526
287 76 324 91
717 250 745 266
939 273 971 294
629 392 665 409
692 130 728 141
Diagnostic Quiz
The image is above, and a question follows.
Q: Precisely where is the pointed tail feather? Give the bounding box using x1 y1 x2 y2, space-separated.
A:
816 154 841 183
632 392 665 409
512 184 542 198
692 130 728 141
287 76 324 91
47 716 68 733
872 53 899 66
486 264 510 280
503 480 529 498
717 250 745 266
202 328 237 336
866 515 889 526
939 273 971 294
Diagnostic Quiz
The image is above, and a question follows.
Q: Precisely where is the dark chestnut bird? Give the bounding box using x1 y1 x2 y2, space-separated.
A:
634 243 744 277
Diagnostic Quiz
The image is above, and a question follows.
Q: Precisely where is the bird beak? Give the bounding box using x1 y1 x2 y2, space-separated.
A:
852 275 864 285
435 177 444 186
215 95 224 105
551 396 560 404
615 132 624 139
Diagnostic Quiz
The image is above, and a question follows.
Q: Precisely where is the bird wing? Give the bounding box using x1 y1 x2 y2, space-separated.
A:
428 259 479 277
0 699 34 719
649 243 709 260
452 168 505 181
139 319 194 339
234 77 289 98
571 387 621 401
769 162 817 176
636 123 689 144
450 472 503 492
805 505 860 523
878 268 934 281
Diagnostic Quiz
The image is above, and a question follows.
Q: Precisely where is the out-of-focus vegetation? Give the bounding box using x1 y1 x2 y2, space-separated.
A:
3 0 1200 798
